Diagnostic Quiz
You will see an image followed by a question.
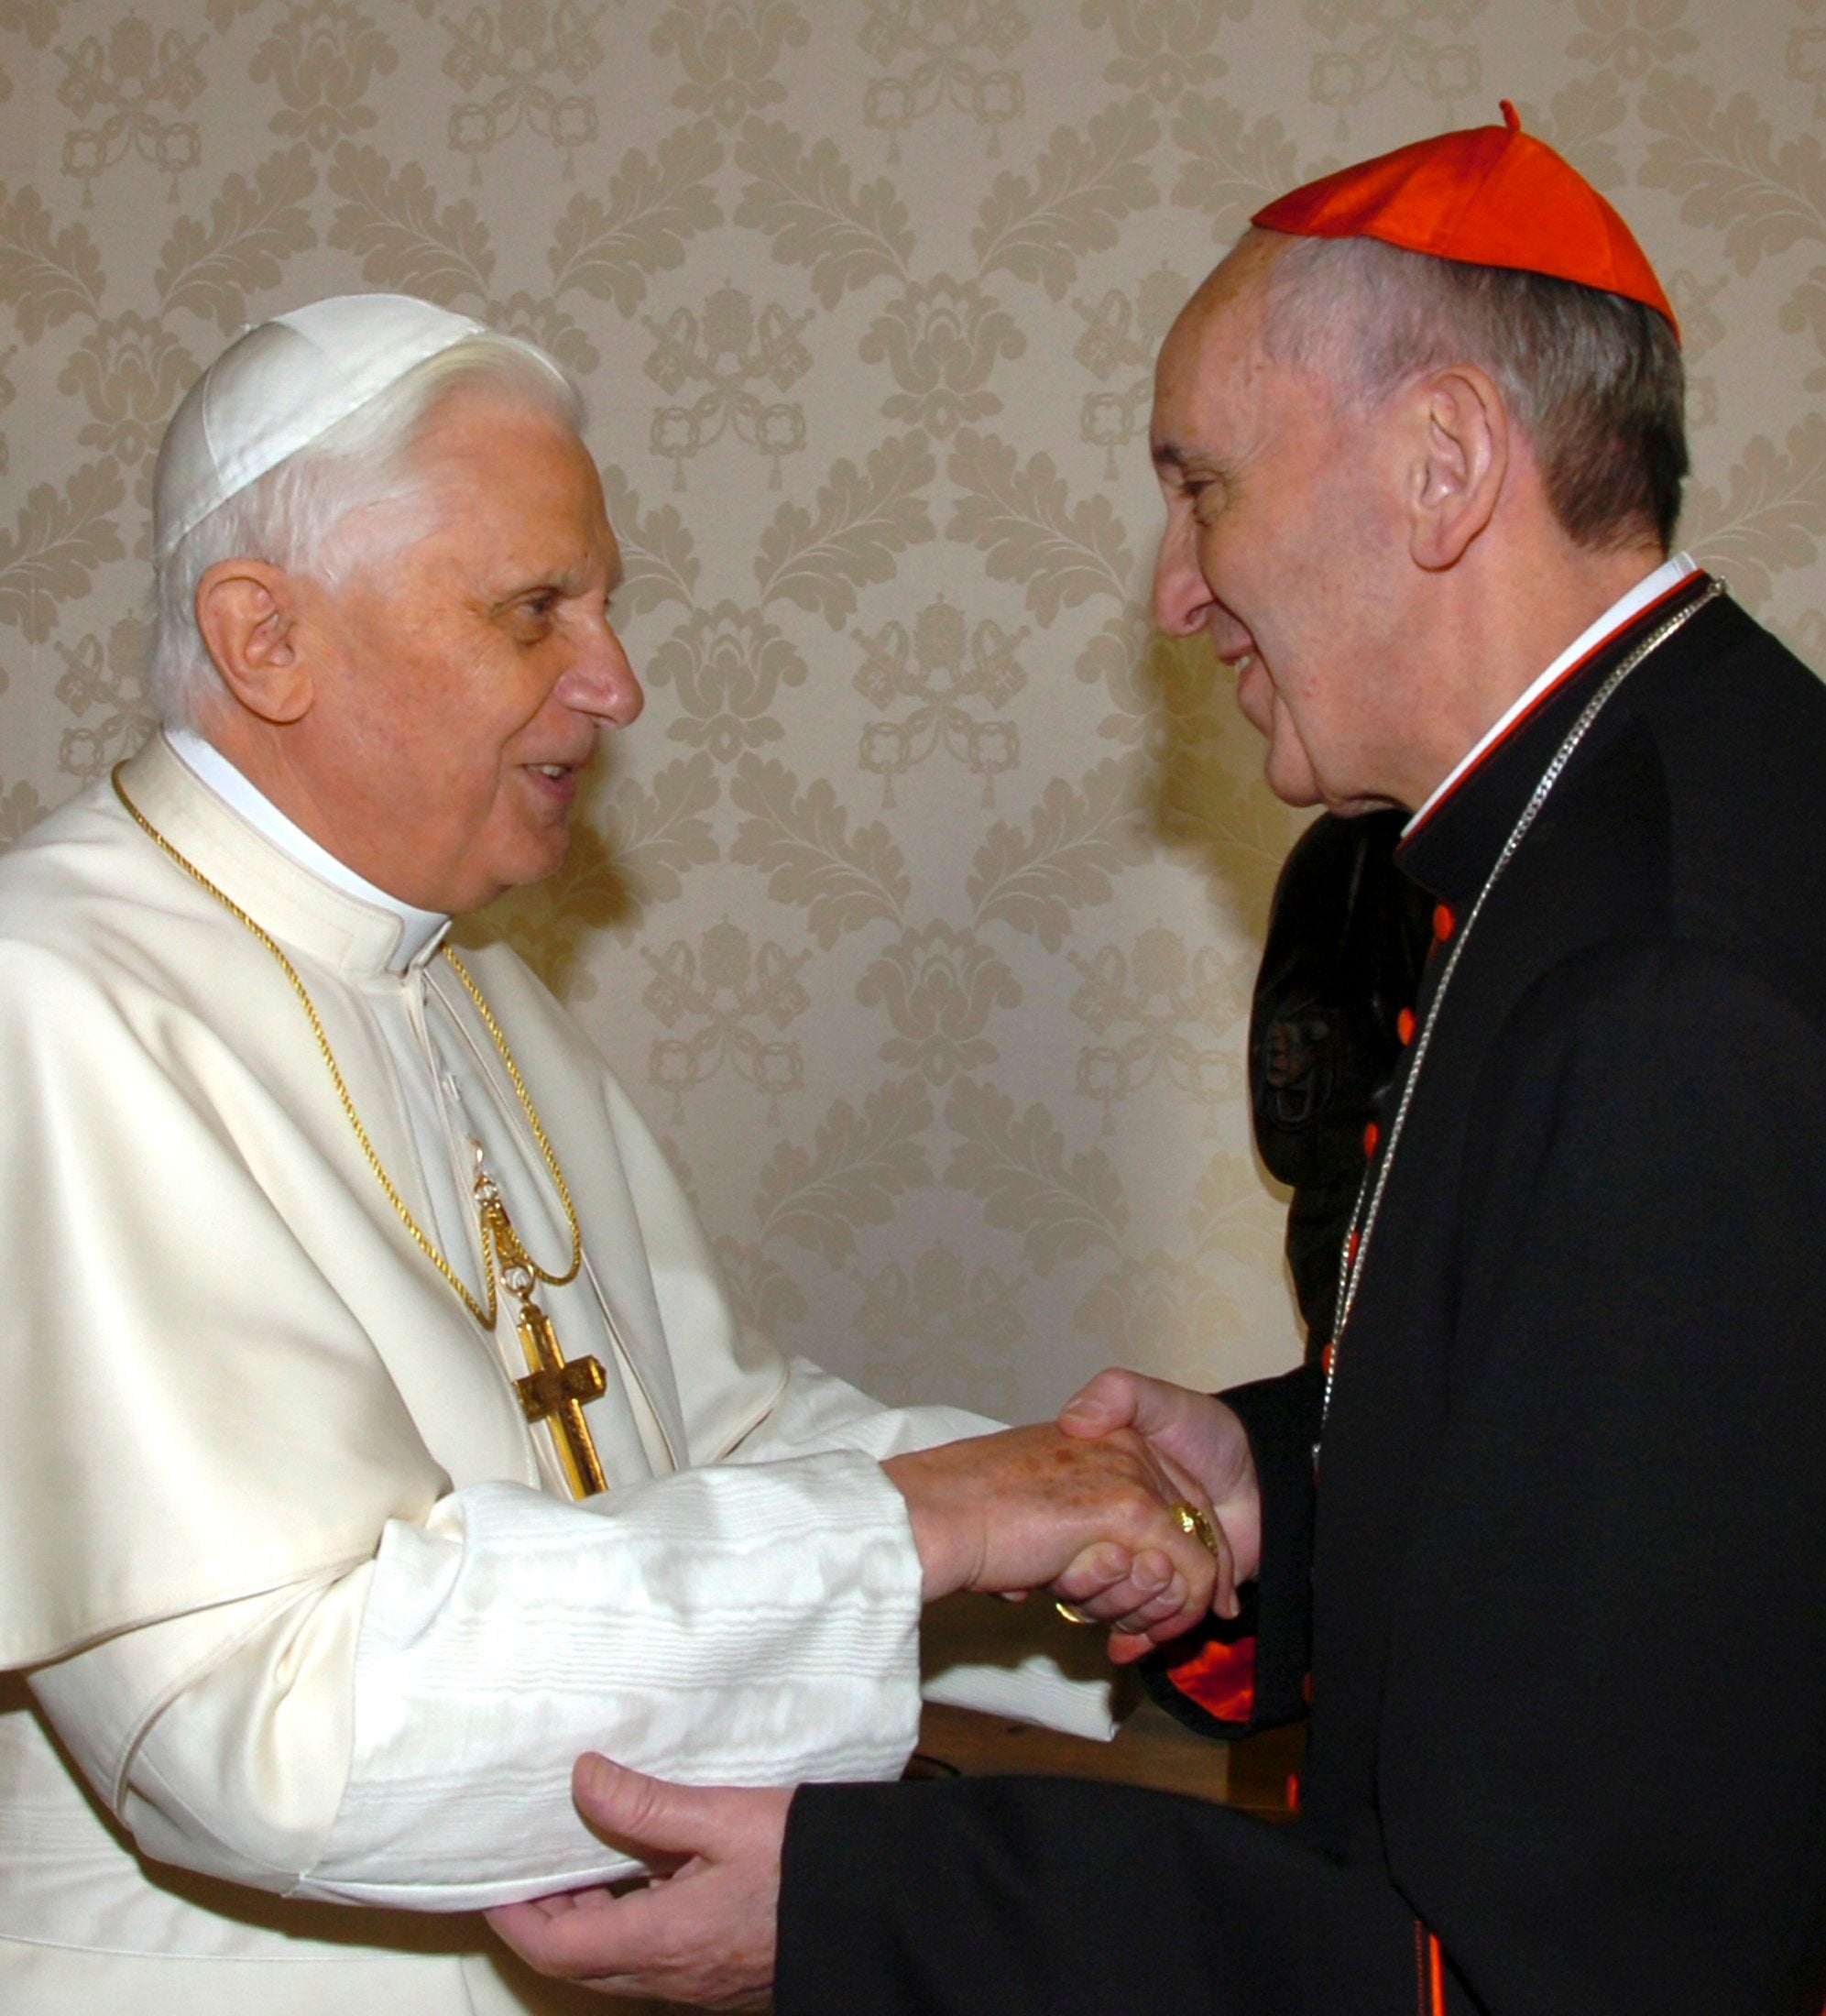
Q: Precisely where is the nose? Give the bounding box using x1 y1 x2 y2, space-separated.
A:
1151 510 1212 638
558 612 644 729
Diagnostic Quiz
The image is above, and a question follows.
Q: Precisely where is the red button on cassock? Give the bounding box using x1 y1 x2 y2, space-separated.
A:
1397 1007 1416 1044
1433 903 1455 942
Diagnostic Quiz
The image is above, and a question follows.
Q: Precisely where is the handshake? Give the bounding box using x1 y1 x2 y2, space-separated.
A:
881 1366 1257 1658
490 1366 1261 2008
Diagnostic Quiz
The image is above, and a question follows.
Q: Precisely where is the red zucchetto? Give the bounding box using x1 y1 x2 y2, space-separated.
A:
1252 101 1678 341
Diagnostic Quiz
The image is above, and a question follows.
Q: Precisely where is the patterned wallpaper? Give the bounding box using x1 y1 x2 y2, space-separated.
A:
3 0 1821 1421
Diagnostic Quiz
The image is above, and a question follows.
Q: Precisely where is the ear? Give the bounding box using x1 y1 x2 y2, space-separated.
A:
193 561 315 725
1408 366 1507 572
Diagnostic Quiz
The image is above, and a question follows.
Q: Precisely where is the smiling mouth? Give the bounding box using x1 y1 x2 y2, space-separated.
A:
526 749 599 780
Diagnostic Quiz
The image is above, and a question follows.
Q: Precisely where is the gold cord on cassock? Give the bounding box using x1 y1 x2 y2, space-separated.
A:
112 765 610 1498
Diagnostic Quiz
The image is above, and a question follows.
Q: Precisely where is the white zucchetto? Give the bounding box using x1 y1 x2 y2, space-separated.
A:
152 292 568 561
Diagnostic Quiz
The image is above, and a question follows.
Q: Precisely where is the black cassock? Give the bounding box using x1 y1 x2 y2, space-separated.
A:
777 579 1826 2016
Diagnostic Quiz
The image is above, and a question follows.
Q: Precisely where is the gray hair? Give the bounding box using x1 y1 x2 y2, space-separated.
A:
1255 230 1687 554
146 336 585 729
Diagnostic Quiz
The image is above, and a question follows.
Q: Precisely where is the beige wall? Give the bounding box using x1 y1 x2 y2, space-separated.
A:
3 0 1821 1419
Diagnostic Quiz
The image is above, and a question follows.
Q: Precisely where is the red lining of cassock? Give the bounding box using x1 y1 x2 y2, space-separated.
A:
1162 1631 1258 1726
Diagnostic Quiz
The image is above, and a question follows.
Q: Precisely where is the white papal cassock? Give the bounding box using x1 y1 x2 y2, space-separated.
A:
0 732 1110 2014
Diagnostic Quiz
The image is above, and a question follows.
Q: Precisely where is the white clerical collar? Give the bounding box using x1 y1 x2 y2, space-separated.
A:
165 727 451 971
1405 551 1700 836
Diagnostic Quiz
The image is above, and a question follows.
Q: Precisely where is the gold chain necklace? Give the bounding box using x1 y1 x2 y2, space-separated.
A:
109 765 582 1329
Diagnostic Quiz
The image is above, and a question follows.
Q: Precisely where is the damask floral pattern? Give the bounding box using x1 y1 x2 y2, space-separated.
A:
58 312 197 469
1068 925 1248 1133
855 1244 1024 1417
52 612 151 783
441 0 605 182
645 600 809 756
857 919 1022 1080
651 0 810 125
852 595 1026 804
57 16 206 204
642 283 812 488
642 918 811 1118
859 273 1026 437
1071 263 1188 476
2 0 1820 1430
1080 0 1245 103
858 0 1029 160
1303 0 1487 126
1565 0 1697 80
251 1 400 151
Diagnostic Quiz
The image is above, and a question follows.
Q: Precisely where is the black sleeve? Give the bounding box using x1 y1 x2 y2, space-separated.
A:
778 1774 1423 2016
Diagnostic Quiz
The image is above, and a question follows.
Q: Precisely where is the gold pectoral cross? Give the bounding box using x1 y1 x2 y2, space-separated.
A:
476 1168 608 1500
511 1287 609 1500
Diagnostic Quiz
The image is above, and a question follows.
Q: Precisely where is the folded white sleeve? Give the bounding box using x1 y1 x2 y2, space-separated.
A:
31 1357 1112 1915
35 1447 923 1912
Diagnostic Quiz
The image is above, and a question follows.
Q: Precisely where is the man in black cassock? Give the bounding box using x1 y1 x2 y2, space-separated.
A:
488 108 1826 2016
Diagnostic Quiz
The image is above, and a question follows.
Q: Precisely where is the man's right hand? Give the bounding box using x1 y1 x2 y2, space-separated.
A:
880 1422 1234 1654
1058 1370 1263 1586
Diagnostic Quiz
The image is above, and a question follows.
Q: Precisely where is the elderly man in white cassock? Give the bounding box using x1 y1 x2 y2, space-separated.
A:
0 296 1234 2014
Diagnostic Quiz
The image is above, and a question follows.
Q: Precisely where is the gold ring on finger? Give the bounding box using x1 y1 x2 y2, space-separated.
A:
1054 1600 1097 1626
1172 1500 1221 1558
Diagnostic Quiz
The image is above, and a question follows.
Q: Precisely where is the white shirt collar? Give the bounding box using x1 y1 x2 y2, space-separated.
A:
1405 552 1700 835
165 727 451 971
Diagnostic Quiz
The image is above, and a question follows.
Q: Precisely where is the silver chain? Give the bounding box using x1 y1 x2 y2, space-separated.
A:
1317 578 1726 1452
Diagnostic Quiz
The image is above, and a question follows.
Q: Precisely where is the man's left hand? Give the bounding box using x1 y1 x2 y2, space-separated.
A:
487 1756 787 2009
